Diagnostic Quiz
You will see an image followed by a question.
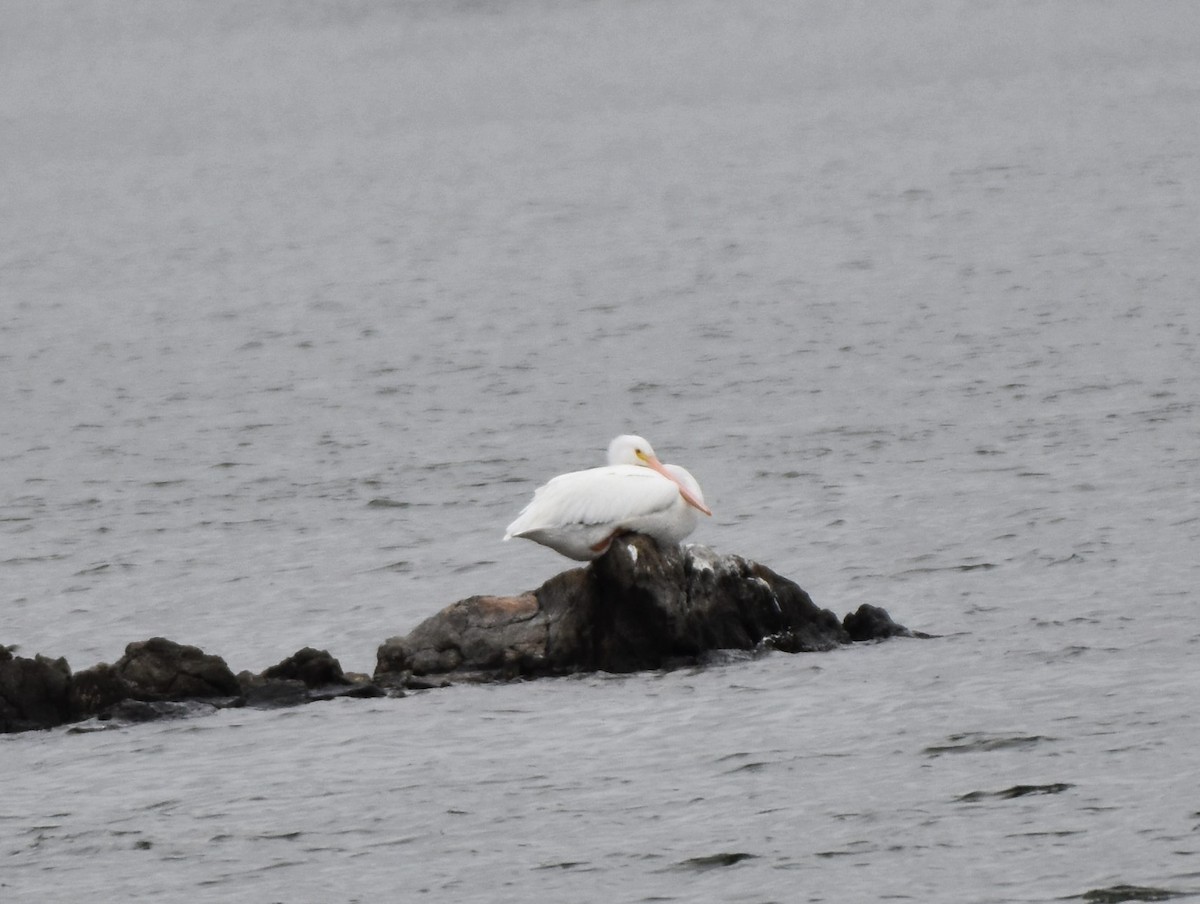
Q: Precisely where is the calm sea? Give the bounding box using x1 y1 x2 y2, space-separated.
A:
3 2 1199 901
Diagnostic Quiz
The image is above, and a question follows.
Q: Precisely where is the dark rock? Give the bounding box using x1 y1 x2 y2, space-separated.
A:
842 603 914 642
69 662 135 719
114 637 240 700
259 647 350 688
1 651 72 732
310 681 388 701
239 650 386 708
375 590 551 683
96 698 219 725
239 676 312 708
376 536 907 686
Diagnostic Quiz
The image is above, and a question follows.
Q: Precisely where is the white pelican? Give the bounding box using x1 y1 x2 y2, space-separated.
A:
503 434 712 560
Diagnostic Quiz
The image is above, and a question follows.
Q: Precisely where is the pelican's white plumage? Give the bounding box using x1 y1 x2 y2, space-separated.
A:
503 434 711 560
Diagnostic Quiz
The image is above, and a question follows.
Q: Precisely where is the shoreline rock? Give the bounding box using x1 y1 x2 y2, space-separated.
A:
3 540 917 734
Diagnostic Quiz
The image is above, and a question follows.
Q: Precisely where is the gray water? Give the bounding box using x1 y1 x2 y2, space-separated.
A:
3 1 1200 901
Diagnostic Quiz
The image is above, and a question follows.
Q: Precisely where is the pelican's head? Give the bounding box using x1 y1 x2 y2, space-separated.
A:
607 434 657 468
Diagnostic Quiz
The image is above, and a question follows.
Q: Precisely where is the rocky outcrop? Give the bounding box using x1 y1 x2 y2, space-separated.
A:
375 536 912 687
1 640 378 734
4 540 917 734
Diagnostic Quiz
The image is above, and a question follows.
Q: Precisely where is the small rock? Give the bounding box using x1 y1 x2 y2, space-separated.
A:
115 638 240 700
0 651 72 732
259 647 350 688
842 603 914 642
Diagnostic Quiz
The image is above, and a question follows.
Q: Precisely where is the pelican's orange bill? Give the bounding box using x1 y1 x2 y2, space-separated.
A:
643 455 712 516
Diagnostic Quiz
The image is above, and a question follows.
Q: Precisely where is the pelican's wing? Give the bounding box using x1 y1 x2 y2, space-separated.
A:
504 465 680 538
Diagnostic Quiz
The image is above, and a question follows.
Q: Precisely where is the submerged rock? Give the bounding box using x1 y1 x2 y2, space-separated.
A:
376 536 911 686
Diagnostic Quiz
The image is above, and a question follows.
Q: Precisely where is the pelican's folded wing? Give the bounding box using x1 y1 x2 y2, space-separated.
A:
504 465 679 538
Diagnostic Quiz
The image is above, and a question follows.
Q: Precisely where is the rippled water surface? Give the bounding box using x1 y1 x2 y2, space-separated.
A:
3 2 1200 901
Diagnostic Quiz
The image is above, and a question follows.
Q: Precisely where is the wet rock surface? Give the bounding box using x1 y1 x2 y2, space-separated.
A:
4 541 915 733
